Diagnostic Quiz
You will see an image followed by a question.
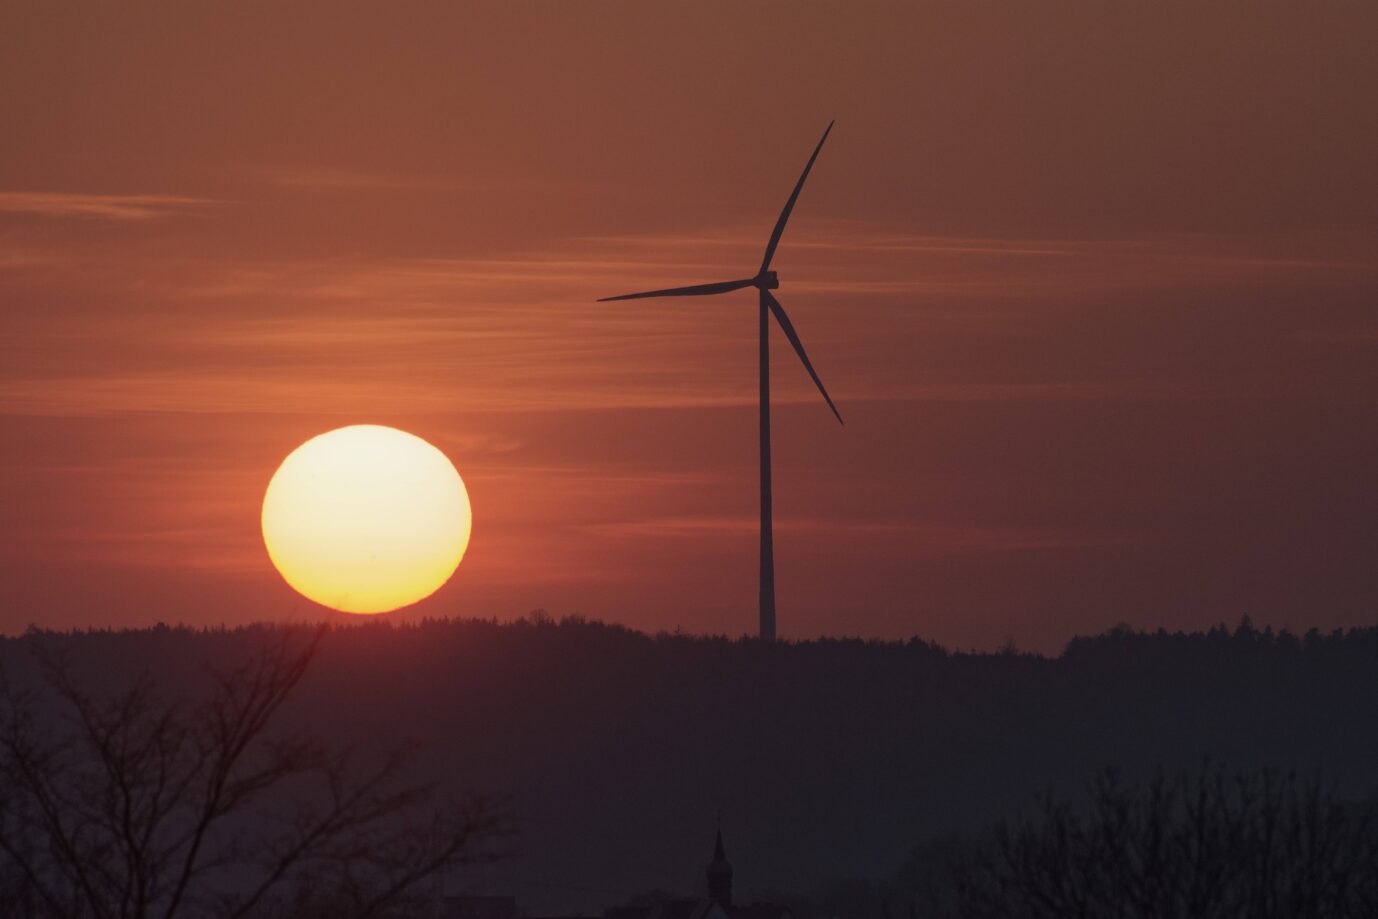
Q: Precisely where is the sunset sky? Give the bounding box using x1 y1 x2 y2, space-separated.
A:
3 3 1377 651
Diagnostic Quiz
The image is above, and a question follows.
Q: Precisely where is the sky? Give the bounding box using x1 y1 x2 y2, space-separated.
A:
2 2 1377 652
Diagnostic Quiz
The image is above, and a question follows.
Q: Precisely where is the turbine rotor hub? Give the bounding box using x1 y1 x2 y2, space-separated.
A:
756 270 780 290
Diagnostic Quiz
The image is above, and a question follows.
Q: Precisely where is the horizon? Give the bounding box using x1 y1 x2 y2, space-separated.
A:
2 610 1355 658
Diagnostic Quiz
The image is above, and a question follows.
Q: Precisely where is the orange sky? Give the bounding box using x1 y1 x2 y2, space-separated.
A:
3 3 1377 651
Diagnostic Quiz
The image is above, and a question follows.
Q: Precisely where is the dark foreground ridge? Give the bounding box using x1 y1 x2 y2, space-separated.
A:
4 615 1377 914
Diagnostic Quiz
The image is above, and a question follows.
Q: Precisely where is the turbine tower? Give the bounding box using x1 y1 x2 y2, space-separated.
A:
599 122 842 641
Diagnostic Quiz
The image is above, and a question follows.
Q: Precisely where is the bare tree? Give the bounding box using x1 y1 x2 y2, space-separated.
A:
0 626 506 919
942 765 1378 919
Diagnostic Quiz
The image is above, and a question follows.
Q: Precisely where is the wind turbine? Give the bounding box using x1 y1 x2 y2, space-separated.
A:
599 122 842 641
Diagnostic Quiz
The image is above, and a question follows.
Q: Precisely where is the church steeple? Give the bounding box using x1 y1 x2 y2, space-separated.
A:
705 825 733 908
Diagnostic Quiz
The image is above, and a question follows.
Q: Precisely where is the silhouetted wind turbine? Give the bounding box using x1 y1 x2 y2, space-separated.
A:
599 122 842 641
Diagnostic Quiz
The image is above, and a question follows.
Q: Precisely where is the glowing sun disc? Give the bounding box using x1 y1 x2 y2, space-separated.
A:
261 425 472 614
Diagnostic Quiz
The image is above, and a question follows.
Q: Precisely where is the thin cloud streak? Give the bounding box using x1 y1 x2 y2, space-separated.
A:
580 515 1130 552
0 191 218 220
4 222 1373 419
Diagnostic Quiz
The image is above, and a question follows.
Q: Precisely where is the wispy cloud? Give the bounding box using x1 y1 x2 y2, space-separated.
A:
3 222 1375 418
0 191 217 220
581 221 1378 303
580 515 1128 552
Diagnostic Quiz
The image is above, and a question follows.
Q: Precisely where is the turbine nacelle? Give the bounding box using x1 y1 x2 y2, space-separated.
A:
754 270 780 290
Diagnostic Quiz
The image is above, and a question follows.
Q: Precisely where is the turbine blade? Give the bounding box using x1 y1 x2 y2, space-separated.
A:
763 289 843 426
597 277 756 302
759 121 834 274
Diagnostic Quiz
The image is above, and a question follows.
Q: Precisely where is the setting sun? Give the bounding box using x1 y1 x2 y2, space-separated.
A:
261 425 471 614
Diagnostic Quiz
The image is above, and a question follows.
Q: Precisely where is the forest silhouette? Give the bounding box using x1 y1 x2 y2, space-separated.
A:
3 615 1377 916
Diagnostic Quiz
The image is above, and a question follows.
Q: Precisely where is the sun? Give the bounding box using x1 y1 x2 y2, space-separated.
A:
261 425 472 614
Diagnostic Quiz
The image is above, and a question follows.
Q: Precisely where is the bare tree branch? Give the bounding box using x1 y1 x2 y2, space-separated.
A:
0 625 505 919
